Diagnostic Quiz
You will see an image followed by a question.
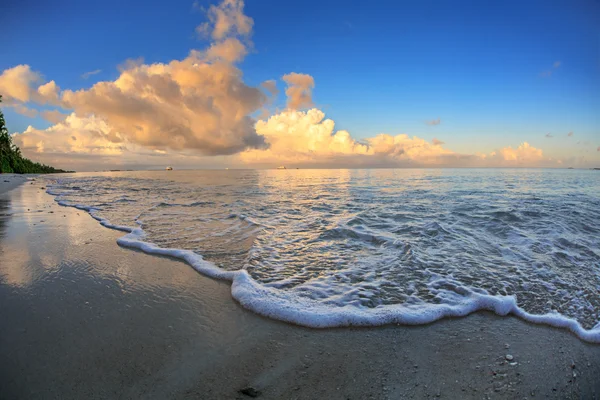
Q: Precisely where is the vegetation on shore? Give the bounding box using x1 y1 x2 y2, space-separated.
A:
0 96 69 174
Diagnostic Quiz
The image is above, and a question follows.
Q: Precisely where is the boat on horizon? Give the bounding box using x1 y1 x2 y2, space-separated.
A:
166 166 173 171
276 166 286 170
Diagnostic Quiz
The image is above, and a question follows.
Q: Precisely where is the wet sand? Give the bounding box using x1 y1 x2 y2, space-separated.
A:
0 174 29 195
0 182 599 399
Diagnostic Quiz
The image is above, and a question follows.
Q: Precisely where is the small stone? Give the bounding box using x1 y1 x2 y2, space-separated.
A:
505 344 510 349
505 354 514 361
239 387 260 398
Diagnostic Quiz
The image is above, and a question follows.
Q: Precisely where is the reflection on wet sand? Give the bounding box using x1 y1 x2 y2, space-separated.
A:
0 182 217 293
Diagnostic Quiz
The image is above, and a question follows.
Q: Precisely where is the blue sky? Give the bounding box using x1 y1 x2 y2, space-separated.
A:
1 0 599 169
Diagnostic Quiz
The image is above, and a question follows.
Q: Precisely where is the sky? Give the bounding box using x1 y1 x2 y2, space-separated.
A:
1 0 599 170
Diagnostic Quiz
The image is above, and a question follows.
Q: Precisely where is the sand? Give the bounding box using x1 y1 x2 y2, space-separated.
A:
0 174 29 195
0 181 599 399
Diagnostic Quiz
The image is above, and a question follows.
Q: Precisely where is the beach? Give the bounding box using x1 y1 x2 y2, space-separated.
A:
0 174 29 195
0 180 599 399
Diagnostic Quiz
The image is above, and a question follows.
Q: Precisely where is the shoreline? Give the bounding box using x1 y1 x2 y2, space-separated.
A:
0 174 30 195
1 182 599 399
48 180 600 344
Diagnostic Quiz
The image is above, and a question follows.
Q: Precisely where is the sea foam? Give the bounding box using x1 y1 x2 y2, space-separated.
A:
44 170 600 343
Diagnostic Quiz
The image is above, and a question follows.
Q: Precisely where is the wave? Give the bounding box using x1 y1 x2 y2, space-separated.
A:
45 179 600 344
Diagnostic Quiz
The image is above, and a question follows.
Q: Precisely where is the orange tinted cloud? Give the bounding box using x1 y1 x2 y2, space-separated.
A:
0 65 42 103
282 73 315 110
241 108 458 166
9 0 268 156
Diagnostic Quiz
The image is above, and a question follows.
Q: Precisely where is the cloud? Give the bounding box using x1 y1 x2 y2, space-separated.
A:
240 108 553 168
59 52 267 155
196 0 253 40
1 0 573 170
13 114 126 156
240 108 460 167
41 110 68 124
81 69 102 79
488 142 544 164
7 0 269 157
567 131 573 137
282 73 315 110
0 65 63 106
203 37 248 62
260 79 278 96
540 60 561 78
37 81 61 105
425 117 441 126
545 132 553 138
9 104 38 118
12 113 244 171
0 65 42 103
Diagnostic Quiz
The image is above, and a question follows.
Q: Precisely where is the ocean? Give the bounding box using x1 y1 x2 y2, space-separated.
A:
45 168 600 342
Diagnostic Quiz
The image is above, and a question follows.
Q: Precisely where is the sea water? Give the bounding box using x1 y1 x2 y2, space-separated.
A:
46 169 600 342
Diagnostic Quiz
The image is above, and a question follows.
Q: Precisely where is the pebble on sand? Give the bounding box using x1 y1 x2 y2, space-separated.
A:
505 354 514 361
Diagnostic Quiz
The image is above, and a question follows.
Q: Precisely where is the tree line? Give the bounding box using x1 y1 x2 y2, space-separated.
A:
0 95 69 174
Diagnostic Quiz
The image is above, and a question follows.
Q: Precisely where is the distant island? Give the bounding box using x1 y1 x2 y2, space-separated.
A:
0 96 70 174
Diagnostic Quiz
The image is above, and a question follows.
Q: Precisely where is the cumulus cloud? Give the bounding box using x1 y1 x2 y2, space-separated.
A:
41 110 68 124
81 69 102 79
59 53 267 155
1 0 570 170
203 37 248 62
13 114 125 156
196 0 253 40
9 0 269 157
0 65 42 103
488 142 543 164
282 73 315 110
37 81 61 105
239 108 556 168
425 117 441 126
12 113 244 171
0 65 63 106
241 109 460 166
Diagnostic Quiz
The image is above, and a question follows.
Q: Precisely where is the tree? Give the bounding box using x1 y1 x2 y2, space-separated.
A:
0 95 69 174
